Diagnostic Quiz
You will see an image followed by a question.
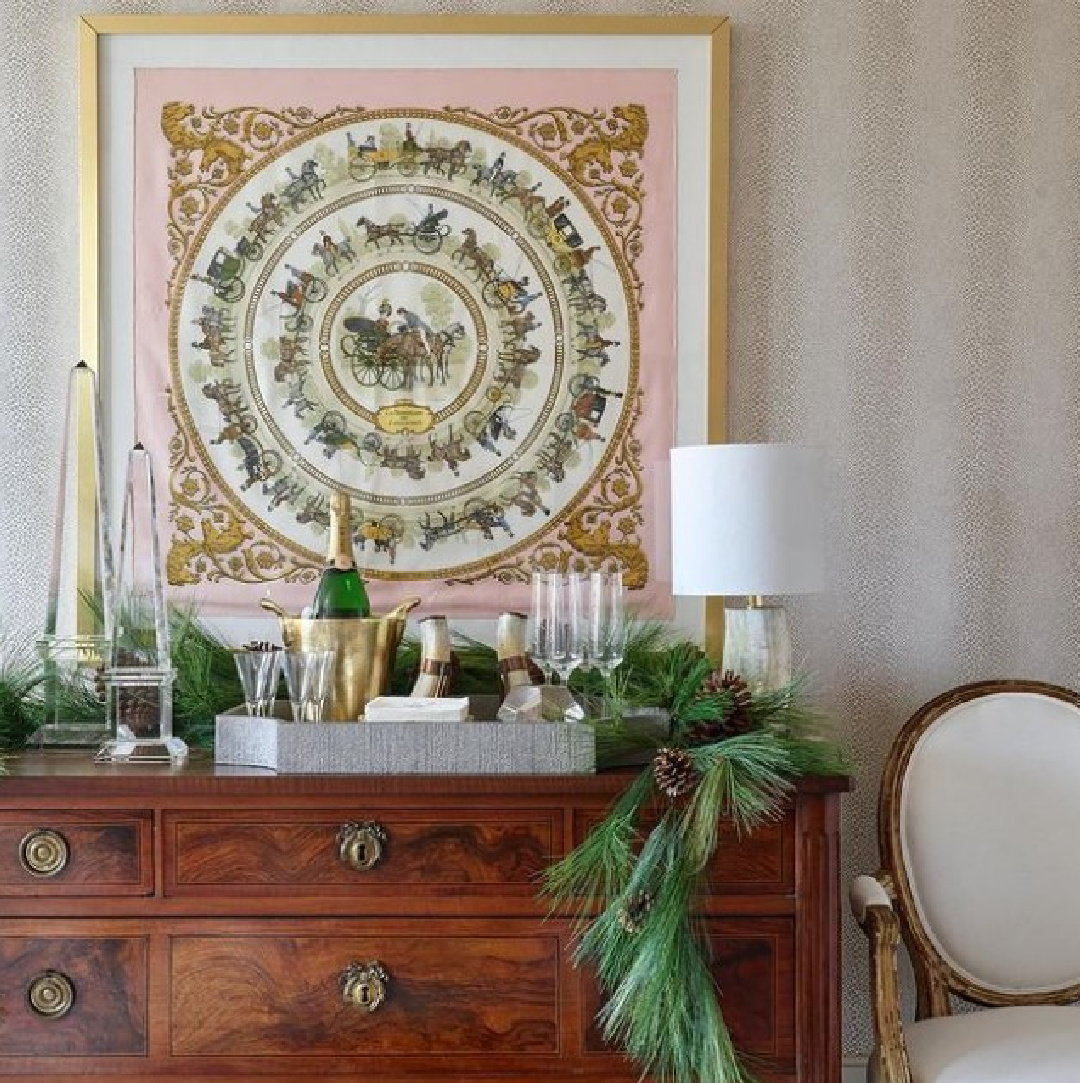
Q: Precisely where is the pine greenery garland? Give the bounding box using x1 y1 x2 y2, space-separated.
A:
542 644 849 1083
170 607 245 750
0 635 46 767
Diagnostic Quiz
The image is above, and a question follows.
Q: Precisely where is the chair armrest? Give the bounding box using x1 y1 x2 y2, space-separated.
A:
850 875 913 1083
851 873 893 924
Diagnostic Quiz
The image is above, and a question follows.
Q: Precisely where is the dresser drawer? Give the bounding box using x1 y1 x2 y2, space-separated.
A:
164 808 557 895
171 932 559 1056
0 936 147 1055
0 812 152 895
584 917 795 1067
575 809 793 895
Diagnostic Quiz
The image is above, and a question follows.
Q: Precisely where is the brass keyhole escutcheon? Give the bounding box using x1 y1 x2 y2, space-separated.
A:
19 829 69 878
27 971 76 1018
337 821 387 871
340 961 389 1013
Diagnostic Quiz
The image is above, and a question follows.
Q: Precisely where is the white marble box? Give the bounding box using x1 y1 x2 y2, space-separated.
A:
214 705 596 775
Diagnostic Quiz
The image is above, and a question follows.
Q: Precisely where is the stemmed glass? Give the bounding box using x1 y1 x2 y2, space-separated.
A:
587 571 627 711
282 649 335 723
528 571 555 683
232 647 281 718
548 572 585 687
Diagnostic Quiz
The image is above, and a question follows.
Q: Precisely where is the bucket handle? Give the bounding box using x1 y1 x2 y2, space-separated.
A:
384 597 422 620
259 596 421 621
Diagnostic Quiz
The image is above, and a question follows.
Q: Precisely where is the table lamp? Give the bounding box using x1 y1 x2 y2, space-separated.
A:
670 443 824 691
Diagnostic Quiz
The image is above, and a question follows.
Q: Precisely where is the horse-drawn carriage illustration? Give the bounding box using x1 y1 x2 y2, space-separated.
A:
500 471 550 518
418 499 514 551
234 435 283 492
427 427 471 477
192 246 247 302
528 207 585 249
357 432 427 480
280 160 325 213
272 267 326 333
192 307 234 367
203 379 256 443
348 134 422 181
354 207 452 256
481 274 543 315
340 312 462 392
554 244 601 276
304 411 364 460
537 432 576 483
356 513 405 565
347 131 473 183
464 403 517 456
412 207 452 254
246 192 286 244
552 212 583 249
564 373 624 427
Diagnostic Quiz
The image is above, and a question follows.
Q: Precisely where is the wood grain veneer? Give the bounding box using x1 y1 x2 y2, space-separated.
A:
0 752 848 1082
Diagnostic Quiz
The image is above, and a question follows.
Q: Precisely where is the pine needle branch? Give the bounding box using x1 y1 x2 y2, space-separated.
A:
541 765 654 921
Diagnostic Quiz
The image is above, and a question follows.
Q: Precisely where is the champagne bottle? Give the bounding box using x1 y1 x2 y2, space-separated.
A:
311 491 371 619
410 615 453 697
496 612 538 698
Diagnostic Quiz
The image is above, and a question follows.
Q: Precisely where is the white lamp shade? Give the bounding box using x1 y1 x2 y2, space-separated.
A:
670 443 824 596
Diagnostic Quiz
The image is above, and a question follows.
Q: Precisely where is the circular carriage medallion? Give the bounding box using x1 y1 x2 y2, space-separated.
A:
173 112 635 579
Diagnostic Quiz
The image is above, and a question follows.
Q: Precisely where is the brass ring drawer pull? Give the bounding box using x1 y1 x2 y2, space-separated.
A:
27 970 76 1018
19 829 69 877
337 821 387 871
340 961 389 1013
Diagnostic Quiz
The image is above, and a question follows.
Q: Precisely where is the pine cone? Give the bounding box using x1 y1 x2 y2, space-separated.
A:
617 890 655 934
653 747 699 798
689 669 756 744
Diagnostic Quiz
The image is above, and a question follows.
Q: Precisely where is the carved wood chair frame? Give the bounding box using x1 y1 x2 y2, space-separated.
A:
852 678 1080 1083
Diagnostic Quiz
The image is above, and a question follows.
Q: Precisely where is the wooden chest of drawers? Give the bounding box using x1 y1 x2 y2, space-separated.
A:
0 752 847 1082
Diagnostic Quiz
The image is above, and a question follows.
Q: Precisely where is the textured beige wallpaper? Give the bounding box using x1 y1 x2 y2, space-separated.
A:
3 0 1079 1061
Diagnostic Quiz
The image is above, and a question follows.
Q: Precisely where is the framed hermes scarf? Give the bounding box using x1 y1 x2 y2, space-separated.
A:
80 15 729 620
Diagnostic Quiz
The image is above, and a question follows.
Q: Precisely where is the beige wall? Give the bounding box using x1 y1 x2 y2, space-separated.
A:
3 0 1079 1061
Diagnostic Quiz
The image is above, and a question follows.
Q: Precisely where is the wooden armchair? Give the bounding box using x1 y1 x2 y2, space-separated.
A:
852 680 1080 1082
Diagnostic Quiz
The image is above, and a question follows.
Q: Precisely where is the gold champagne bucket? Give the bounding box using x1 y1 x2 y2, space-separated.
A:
262 598 420 722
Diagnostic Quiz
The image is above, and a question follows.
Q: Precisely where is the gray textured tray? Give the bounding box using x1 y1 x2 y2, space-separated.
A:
214 705 595 775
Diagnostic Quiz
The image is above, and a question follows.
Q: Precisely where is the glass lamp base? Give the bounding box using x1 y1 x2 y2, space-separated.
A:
722 604 792 693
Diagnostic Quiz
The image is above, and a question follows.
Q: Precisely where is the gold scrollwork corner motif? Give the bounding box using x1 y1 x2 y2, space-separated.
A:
447 104 647 306
447 394 648 589
163 103 361 300
558 394 648 589
166 397 318 588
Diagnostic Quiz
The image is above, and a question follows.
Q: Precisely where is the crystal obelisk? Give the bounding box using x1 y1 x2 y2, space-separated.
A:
35 362 114 746
97 443 186 764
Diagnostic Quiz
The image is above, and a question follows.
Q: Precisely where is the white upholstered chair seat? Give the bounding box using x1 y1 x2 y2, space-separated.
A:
905 1006 1080 1083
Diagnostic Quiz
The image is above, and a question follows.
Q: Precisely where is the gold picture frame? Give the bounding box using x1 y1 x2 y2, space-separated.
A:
78 14 729 646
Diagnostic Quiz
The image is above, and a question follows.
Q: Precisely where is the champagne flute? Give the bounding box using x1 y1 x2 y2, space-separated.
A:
588 571 627 712
549 572 585 688
528 571 555 683
233 647 281 717
282 649 335 723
